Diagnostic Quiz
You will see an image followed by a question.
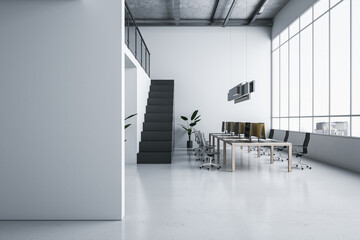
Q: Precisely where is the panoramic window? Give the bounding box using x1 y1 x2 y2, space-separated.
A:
272 0 358 138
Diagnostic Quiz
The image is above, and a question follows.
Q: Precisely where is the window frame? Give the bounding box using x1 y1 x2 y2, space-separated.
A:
271 0 359 139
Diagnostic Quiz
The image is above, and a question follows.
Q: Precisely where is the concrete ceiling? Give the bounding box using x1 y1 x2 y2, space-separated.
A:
126 0 289 26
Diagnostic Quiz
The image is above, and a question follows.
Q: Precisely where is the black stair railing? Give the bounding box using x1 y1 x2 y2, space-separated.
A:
125 2 151 77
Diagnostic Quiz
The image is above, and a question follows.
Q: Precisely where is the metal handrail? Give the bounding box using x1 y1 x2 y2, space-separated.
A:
125 2 151 76
125 2 150 53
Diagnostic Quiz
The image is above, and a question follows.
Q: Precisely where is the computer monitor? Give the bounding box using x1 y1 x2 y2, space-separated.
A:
226 122 232 134
234 122 239 135
245 122 251 139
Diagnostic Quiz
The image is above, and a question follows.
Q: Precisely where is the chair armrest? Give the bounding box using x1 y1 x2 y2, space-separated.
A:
292 144 305 147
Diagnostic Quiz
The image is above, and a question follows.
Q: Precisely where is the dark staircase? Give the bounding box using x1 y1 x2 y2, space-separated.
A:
137 80 174 164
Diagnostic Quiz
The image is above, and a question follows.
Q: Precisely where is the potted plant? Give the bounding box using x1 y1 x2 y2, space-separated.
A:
125 113 137 142
179 110 201 148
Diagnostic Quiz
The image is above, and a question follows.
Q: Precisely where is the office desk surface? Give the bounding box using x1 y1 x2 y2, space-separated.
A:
224 139 292 172
209 133 292 173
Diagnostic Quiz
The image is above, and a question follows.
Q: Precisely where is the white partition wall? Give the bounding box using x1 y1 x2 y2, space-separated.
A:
0 0 126 220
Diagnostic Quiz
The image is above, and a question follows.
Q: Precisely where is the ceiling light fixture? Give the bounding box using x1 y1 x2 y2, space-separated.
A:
227 0 256 104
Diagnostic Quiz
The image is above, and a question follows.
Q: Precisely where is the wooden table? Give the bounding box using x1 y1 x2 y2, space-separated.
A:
209 133 292 172
209 133 239 162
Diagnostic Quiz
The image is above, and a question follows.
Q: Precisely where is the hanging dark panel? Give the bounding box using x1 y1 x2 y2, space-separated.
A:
227 84 241 101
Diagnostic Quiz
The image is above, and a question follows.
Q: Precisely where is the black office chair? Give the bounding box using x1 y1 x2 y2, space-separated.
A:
293 133 311 170
193 130 203 160
268 129 274 139
222 121 225 133
199 133 221 170
274 130 289 161
261 129 275 156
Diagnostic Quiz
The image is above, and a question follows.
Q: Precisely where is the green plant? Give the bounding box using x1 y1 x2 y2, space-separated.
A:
179 110 201 141
125 113 137 142
125 113 137 130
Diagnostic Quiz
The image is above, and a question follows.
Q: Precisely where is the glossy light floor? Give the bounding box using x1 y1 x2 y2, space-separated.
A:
1 148 360 240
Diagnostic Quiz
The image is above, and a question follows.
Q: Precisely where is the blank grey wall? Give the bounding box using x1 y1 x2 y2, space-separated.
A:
140 27 271 148
272 0 317 38
0 0 125 220
273 130 360 173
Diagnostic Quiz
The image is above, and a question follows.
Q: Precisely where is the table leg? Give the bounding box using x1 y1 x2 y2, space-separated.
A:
223 141 227 165
248 146 250 153
209 134 211 146
217 138 220 162
212 136 215 151
270 146 274 164
223 141 227 164
288 145 292 172
257 146 261 158
231 145 235 172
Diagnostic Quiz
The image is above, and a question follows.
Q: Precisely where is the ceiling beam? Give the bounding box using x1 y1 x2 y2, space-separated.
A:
248 0 267 25
173 0 181 26
222 0 238 27
135 19 273 27
210 0 221 24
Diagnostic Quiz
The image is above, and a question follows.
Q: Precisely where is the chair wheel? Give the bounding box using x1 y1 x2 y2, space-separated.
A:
309 167 312 169
207 168 210 170
301 168 304 170
199 166 202 169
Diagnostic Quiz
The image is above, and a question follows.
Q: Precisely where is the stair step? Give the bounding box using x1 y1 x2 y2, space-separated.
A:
150 85 174 92
139 141 172 152
151 80 174 86
145 113 173 122
148 98 173 106
138 79 174 164
146 106 173 113
142 131 172 141
149 92 174 98
137 152 172 164
143 122 173 131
